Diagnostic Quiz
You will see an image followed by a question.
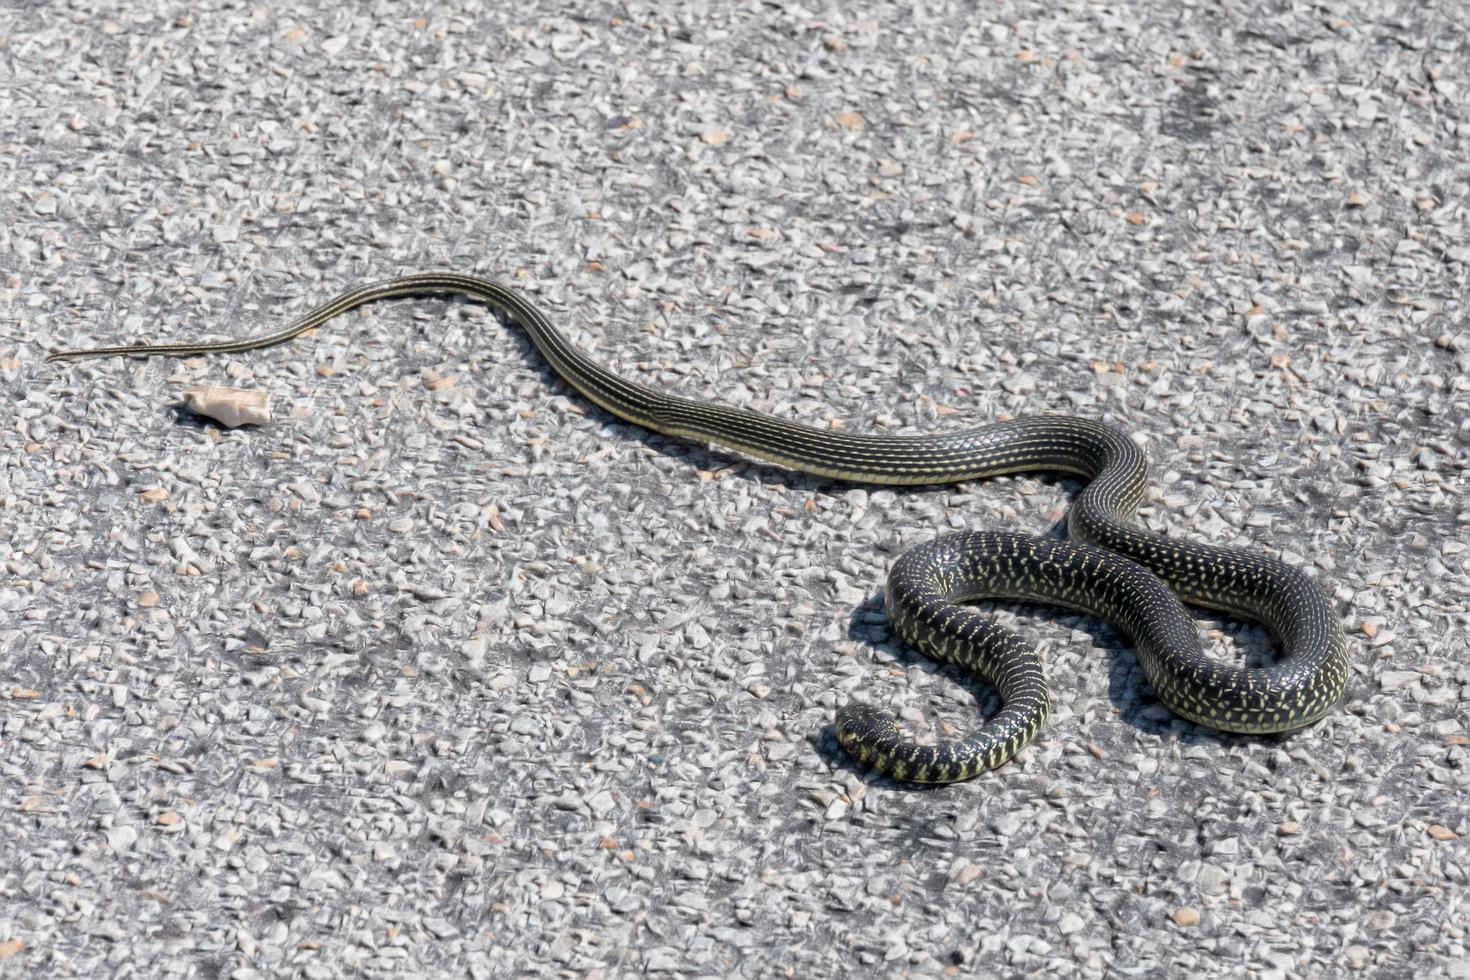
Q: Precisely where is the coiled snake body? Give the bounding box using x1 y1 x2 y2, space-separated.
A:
50 272 1351 782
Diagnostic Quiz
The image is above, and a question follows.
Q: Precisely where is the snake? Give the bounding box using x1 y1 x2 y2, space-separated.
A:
49 271 1351 782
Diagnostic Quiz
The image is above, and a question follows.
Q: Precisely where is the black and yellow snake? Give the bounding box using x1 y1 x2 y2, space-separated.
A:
50 272 1351 782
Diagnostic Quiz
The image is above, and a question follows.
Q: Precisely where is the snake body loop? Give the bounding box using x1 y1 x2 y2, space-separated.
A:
49 272 1351 782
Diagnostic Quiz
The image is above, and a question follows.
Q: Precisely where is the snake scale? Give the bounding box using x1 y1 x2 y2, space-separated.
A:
49 272 1351 782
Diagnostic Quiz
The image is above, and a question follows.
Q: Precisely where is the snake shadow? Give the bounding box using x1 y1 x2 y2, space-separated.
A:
813 546 1291 786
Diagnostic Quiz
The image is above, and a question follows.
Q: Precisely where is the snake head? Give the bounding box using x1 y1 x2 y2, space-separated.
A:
835 703 903 766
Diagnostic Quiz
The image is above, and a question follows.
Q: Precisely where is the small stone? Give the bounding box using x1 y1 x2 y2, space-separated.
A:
990 814 1022 837
107 825 139 852
424 917 459 939
1196 863 1230 896
1378 671 1419 691
1369 910 1396 931
1209 837 1240 857
588 790 616 818
1172 907 1201 927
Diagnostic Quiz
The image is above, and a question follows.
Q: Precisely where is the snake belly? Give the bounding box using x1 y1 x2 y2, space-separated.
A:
48 272 1352 783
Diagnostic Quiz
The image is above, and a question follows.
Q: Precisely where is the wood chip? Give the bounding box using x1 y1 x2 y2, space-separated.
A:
182 385 271 427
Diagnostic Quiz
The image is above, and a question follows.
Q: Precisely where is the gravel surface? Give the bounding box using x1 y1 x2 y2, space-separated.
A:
3 1 1467 977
